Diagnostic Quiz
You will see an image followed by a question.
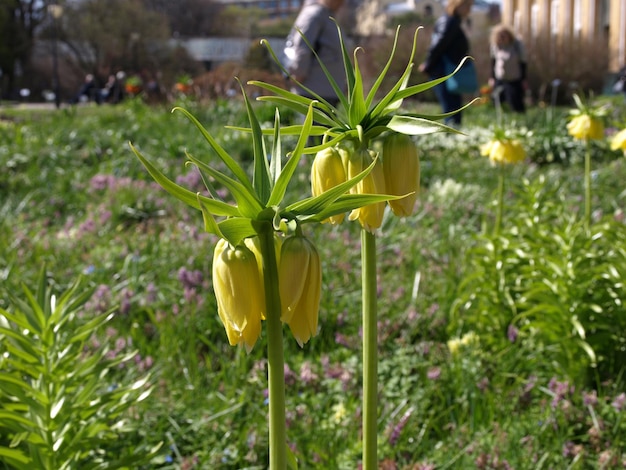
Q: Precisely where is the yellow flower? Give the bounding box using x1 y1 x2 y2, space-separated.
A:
566 114 604 141
212 238 264 352
347 148 386 231
278 235 321 347
610 128 626 154
311 147 347 224
382 133 420 217
480 139 525 165
447 337 461 356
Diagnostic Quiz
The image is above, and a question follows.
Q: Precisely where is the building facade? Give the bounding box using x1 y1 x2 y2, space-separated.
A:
501 0 625 73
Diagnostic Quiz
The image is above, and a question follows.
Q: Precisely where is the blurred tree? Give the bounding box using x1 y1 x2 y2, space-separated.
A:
59 0 172 76
0 0 47 99
142 0 221 38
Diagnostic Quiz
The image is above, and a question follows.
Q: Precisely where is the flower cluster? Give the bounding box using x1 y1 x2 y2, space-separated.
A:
311 133 420 231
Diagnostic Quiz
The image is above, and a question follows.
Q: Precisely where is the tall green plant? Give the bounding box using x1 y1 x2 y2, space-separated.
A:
0 268 161 469
450 176 626 386
251 24 474 469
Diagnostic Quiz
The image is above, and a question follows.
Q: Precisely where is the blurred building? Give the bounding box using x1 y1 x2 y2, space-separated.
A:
501 0 624 73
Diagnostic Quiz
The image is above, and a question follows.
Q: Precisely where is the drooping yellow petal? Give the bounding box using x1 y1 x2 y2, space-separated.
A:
212 239 264 352
279 236 321 347
382 133 420 217
567 114 604 141
348 148 386 231
278 236 310 323
610 128 626 153
311 147 348 224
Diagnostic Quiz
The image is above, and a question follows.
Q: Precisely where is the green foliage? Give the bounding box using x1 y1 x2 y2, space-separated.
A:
450 173 626 386
2 101 626 468
0 268 162 469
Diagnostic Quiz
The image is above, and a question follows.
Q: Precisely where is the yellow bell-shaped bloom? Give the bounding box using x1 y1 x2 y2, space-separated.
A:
382 133 420 217
347 148 386 231
567 114 604 141
610 128 626 154
212 238 264 352
311 147 347 224
480 139 526 165
278 235 321 347
243 235 282 320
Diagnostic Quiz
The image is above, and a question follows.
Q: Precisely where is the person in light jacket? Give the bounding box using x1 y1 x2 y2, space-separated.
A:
489 24 527 113
419 0 474 126
284 0 346 105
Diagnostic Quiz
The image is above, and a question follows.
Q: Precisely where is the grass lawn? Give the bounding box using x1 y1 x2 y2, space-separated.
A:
1 96 626 469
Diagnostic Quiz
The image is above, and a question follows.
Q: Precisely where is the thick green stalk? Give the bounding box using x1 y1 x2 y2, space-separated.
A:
259 226 286 470
584 140 592 233
361 228 378 469
494 164 505 238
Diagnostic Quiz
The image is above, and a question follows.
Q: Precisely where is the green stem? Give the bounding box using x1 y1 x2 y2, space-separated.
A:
361 229 378 469
584 140 591 233
259 227 286 470
494 164 505 238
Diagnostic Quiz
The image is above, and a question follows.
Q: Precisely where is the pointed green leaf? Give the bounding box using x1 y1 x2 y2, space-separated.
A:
365 26 401 109
217 218 258 247
270 108 282 185
130 144 239 216
348 48 367 127
268 103 315 207
172 107 254 192
387 115 461 135
185 151 263 218
333 18 354 108
198 195 225 239
0 447 30 466
239 80 272 204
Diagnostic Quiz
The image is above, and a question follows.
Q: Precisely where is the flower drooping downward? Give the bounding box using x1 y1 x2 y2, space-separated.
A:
610 128 626 155
382 133 420 217
311 147 348 224
279 235 322 347
480 138 526 165
348 148 386 231
567 114 604 141
212 238 264 352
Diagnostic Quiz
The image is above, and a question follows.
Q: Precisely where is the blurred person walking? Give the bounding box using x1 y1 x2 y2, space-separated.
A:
489 24 527 113
283 0 347 106
419 0 474 127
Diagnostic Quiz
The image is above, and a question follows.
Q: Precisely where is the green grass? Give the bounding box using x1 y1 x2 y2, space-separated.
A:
1 97 626 469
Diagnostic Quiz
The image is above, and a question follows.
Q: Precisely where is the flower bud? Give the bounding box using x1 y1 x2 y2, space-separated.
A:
279 235 321 347
212 238 264 352
347 148 386 231
382 133 420 217
311 147 347 224
567 114 604 141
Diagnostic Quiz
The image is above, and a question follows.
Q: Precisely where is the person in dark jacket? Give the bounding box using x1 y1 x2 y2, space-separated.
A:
419 0 474 126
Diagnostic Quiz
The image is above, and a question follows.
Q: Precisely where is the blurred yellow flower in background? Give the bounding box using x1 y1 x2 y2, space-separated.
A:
567 114 604 141
610 128 626 154
480 138 526 165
